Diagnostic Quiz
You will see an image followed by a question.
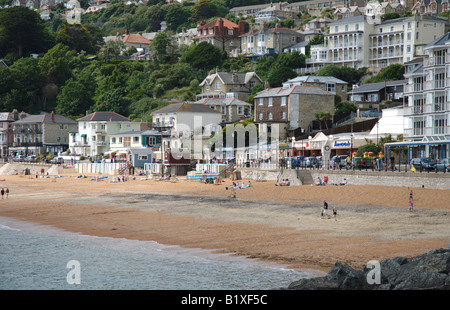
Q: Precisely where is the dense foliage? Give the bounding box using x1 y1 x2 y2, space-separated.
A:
0 1 404 123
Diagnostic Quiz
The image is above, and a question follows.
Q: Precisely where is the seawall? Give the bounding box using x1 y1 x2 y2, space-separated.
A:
238 167 450 189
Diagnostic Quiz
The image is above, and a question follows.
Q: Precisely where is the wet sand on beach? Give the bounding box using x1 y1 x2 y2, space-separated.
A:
0 174 449 272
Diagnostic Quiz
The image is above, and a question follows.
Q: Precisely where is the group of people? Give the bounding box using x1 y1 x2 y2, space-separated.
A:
230 181 252 189
276 179 290 186
321 200 337 221
317 177 347 186
1 187 9 199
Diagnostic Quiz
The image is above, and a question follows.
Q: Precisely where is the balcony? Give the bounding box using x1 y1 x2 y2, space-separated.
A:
423 56 446 67
12 142 43 147
96 141 107 146
404 83 423 93
404 126 450 138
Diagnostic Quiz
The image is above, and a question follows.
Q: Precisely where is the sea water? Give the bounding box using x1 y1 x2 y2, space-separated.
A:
0 217 316 290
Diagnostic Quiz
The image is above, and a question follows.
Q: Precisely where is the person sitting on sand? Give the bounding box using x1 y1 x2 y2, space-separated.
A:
317 177 324 186
247 181 252 188
340 178 348 186
285 179 290 186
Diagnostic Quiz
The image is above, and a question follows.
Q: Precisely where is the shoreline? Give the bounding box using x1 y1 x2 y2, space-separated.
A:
0 174 449 273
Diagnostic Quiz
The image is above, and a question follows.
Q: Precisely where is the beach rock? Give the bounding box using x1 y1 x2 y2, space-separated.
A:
288 247 450 290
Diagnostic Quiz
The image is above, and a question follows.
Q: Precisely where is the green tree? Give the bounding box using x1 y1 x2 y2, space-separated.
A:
93 87 129 115
0 6 54 58
314 64 361 85
56 22 103 54
365 64 405 84
38 43 80 86
0 57 44 112
180 41 224 71
165 5 192 31
55 72 96 117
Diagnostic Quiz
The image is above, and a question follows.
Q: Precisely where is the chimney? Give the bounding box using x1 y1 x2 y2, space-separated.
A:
12 109 18 121
86 110 92 116
19 111 27 120
125 28 129 35
50 111 55 121
138 32 142 36
232 72 238 83
238 20 245 34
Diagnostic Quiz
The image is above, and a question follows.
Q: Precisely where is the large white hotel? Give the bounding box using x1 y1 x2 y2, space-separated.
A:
308 15 450 72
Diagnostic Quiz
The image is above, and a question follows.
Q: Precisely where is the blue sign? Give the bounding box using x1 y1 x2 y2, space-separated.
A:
333 141 351 148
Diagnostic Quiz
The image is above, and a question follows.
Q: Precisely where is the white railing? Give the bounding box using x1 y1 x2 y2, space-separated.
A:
404 83 423 93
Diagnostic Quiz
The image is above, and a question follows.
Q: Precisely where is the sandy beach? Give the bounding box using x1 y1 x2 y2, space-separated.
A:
0 174 449 273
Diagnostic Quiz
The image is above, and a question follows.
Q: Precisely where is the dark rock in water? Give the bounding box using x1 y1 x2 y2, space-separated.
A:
287 247 450 290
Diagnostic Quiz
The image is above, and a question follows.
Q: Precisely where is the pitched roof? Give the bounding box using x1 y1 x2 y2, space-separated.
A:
284 75 348 85
77 112 132 122
122 34 151 45
14 113 77 124
254 85 333 98
424 31 450 50
152 103 221 115
351 80 407 94
199 71 262 86
195 98 251 107
198 18 239 30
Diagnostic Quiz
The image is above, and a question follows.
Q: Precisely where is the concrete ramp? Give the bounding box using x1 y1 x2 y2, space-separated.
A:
296 170 315 185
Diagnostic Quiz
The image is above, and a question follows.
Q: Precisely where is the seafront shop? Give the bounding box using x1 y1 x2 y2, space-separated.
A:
384 138 450 165
291 132 375 157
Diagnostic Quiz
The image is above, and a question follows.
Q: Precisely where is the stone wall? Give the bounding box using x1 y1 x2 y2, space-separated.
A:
309 169 450 190
236 166 450 189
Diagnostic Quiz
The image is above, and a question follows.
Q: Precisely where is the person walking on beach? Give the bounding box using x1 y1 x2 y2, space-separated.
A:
5 188 9 198
1 188 4 199
333 206 337 221
409 190 413 202
322 200 330 219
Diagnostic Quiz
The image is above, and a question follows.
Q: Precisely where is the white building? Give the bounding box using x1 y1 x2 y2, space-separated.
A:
70 111 141 157
307 15 450 72
400 32 450 160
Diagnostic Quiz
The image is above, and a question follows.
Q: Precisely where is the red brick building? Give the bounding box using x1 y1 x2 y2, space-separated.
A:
196 17 245 55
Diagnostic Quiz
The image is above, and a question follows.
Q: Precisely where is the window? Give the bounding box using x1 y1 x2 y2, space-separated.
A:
416 32 419 40
268 112 273 120
228 29 234 35
259 34 264 42
209 28 213 35
133 136 139 143
335 26 338 32
268 33 271 41
407 45 411 53
259 98 263 105
282 111 286 119
327 84 336 92
215 82 221 89
355 23 359 31
259 113 263 120
111 137 116 144
268 97 273 106
345 25 348 31
407 32 411 41
238 107 243 115
281 97 286 106
203 29 207 35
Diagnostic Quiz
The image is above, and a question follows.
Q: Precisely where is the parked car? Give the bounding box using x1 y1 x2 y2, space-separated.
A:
25 155 37 162
50 157 64 164
315 156 322 168
13 155 25 162
410 158 437 171
304 157 318 167
435 158 450 172
330 155 349 168
290 156 305 168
